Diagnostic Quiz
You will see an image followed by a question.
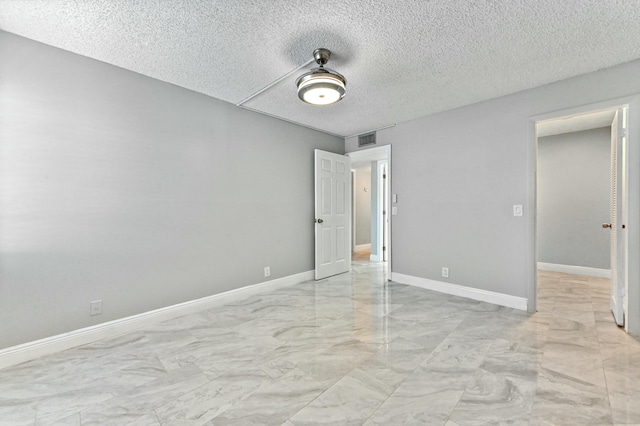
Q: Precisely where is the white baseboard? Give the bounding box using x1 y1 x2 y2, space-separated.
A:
390 272 528 311
0 270 314 371
354 243 371 251
537 262 611 278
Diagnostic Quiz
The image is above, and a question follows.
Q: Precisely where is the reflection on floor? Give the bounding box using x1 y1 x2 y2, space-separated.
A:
1 264 639 425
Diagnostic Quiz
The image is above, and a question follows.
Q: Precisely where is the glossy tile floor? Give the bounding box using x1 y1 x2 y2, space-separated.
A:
1 263 639 425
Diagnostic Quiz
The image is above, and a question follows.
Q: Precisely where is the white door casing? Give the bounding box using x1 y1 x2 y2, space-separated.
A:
351 169 357 252
610 108 628 326
380 162 389 262
314 150 351 280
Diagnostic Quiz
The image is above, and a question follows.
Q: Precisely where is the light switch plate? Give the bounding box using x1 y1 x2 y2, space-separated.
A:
392 206 398 215
513 205 523 216
90 300 102 316
392 194 398 203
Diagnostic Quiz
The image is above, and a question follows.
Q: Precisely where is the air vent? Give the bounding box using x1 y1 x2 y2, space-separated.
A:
358 132 376 147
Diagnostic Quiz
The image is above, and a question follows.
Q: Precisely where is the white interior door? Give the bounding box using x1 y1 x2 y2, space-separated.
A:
610 108 627 326
315 149 351 280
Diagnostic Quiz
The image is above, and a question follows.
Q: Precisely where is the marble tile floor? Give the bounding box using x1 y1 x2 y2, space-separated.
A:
1 263 640 425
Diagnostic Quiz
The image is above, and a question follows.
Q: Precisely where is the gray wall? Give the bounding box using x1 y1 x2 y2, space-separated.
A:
345 58 640 336
0 31 343 349
537 128 611 269
355 167 371 246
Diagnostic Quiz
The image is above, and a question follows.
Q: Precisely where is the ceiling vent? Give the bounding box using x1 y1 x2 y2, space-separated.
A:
358 132 376 147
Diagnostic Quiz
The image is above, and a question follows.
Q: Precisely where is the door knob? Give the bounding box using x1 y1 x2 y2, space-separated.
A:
315 219 323 224
602 223 612 229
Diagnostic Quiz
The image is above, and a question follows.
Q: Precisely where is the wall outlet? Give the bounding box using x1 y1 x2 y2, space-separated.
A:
90 300 102 316
264 266 271 277
442 267 449 278
513 205 523 216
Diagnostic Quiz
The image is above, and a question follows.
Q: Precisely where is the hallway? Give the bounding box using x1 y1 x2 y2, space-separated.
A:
1 264 639 425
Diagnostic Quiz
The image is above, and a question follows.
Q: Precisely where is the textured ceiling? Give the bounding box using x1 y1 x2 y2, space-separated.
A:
2 1 640 137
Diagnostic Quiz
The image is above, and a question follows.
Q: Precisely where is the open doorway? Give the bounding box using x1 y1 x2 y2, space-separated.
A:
535 107 628 327
347 145 391 280
352 164 373 261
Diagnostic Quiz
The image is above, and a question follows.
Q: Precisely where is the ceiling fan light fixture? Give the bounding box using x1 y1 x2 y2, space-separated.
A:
296 48 346 106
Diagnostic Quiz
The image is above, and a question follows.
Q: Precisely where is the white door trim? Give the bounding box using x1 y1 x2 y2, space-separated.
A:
527 95 640 336
381 161 389 262
351 169 357 252
610 107 627 325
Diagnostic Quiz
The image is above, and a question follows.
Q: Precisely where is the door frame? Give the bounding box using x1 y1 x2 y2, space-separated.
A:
381 161 389 262
347 145 392 281
527 95 640 335
351 169 357 252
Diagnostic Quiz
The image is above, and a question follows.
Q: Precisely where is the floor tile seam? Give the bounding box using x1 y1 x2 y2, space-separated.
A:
281 380 341 423
34 405 82 424
359 385 397 425
152 408 168 426
79 385 180 423
597 324 617 422
54 386 129 422
358 354 430 425
441 333 519 423
156 382 248 425
436 367 479 426
153 363 271 424
284 355 379 424
288 321 423 423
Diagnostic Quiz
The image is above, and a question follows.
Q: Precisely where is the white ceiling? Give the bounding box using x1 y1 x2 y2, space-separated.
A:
2 1 640 137
537 109 616 138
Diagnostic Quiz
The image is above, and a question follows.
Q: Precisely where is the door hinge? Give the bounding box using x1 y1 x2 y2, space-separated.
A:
383 210 386 215
383 246 386 251
383 174 386 179
621 128 627 138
